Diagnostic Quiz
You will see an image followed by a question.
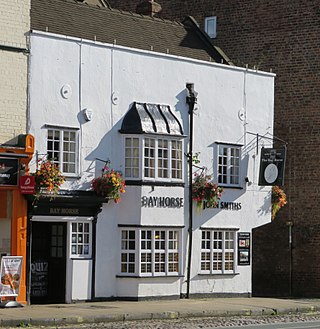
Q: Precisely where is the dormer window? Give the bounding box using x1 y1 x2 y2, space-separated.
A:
120 102 185 183
204 16 217 39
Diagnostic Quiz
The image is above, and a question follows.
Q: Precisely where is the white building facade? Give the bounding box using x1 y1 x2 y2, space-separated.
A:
28 30 275 303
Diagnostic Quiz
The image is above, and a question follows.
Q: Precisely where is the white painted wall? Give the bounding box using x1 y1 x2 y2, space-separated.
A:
29 31 275 300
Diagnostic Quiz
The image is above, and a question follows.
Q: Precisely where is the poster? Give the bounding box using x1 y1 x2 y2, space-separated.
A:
0 256 23 297
238 233 250 266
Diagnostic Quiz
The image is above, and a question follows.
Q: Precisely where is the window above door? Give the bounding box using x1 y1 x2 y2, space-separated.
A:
45 125 79 177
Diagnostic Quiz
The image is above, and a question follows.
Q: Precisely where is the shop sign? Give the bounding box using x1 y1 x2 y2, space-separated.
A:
0 158 19 186
0 256 23 297
141 196 184 208
238 232 250 266
203 201 242 210
258 147 286 186
19 175 36 194
49 207 80 215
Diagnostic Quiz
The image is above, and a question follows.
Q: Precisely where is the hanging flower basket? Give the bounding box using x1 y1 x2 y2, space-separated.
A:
271 185 287 220
32 159 65 199
92 165 126 203
192 172 223 210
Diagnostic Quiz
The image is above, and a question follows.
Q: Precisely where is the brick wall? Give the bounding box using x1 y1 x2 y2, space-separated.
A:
0 0 30 144
110 0 320 297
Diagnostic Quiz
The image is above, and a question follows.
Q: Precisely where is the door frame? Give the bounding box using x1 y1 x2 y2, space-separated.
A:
28 215 94 304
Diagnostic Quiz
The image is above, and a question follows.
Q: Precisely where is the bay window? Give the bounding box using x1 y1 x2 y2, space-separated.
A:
124 136 183 182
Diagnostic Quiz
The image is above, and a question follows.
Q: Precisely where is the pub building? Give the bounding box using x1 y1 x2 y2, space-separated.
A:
0 134 34 304
25 0 276 303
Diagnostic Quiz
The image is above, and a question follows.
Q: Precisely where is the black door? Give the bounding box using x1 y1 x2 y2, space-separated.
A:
30 221 67 304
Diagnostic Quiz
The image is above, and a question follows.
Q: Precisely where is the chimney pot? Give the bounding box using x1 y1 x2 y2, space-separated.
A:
136 0 162 17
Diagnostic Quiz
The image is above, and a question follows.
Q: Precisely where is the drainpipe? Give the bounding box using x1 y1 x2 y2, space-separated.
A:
91 215 97 300
286 220 293 297
26 215 32 305
186 83 197 299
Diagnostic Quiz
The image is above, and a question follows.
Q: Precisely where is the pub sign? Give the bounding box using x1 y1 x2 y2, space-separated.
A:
258 147 286 186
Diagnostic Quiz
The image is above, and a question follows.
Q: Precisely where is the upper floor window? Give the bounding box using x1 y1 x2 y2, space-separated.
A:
216 144 241 187
120 102 184 183
124 136 183 182
201 230 236 274
47 128 78 176
204 16 217 38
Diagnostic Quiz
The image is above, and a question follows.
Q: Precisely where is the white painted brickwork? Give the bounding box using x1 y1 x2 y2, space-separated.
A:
0 0 30 143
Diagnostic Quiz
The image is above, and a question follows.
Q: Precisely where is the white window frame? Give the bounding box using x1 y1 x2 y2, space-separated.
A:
216 143 241 187
123 135 183 183
204 16 217 38
200 230 236 275
69 221 92 259
120 227 181 277
124 136 140 179
46 127 79 177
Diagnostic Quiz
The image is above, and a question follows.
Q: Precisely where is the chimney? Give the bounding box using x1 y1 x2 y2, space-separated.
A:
136 0 162 17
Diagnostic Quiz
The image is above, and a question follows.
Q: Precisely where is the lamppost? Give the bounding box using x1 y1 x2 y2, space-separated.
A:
186 83 197 299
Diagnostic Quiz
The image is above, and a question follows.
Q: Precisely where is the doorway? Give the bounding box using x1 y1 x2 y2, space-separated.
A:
30 221 67 304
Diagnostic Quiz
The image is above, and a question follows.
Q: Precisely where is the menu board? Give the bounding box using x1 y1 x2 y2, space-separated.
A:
238 233 251 266
0 256 23 297
30 260 48 298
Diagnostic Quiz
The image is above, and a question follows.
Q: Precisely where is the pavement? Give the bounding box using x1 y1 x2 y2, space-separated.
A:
1 297 320 327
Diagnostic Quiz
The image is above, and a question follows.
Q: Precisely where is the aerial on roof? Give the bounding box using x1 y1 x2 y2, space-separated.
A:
30 0 231 64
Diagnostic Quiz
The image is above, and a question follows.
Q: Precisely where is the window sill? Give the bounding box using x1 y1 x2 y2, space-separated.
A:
116 274 184 278
125 180 185 187
219 185 244 190
197 272 240 276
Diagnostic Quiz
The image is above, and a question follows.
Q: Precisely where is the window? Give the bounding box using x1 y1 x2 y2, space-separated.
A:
47 128 78 175
125 137 139 178
204 16 217 38
71 222 91 258
217 144 241 187
124 136 183 182
201 230 236 274
120 228 180 276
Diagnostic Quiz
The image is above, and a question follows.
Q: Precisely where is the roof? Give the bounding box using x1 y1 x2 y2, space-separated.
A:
30 0 231 64
120 102 184 136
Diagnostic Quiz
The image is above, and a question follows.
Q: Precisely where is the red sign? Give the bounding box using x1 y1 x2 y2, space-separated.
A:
19 176 36 194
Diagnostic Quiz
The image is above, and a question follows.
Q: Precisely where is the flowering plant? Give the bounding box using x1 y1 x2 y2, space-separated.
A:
92 165 126 203
32 160 65 198
271 185 287 220
192 172 223 210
